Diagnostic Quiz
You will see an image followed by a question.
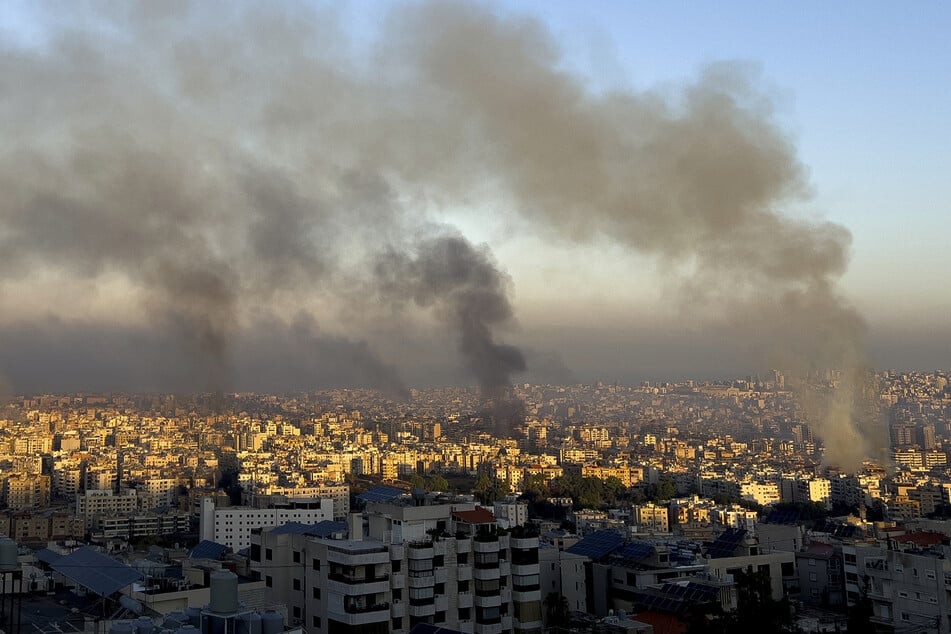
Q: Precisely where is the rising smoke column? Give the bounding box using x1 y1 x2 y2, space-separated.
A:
375 233 527 431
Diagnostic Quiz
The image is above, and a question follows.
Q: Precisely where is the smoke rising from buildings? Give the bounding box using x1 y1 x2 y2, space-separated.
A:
0 2 882 465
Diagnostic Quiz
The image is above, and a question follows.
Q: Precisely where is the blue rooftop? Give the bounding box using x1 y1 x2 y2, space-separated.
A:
50 546 143 597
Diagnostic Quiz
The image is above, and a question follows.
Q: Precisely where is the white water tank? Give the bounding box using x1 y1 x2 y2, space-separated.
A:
209 571 239 614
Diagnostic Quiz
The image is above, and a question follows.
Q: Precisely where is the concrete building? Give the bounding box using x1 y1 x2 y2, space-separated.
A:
251 493 543 634
201 496 333 552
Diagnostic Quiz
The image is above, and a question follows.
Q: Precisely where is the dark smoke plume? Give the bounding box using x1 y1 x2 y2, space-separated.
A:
0 2 882 465
376 234 526 390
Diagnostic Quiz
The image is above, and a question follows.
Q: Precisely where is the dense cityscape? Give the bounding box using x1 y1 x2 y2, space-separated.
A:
0 371 945 632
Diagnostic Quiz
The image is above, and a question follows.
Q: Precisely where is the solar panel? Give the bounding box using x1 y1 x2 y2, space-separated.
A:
707 528 747 559
357 485 405 504
763 508 800 525
614 541 654 561
190 540 229 560
271 520 348 537
50 546 143 597
565 529 624 560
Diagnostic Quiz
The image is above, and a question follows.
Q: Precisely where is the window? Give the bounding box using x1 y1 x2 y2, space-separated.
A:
457 552 468 564
292 607 300 619
393 588 402 601
808 559 816 567
458 580 469 592
409 558 433 577
459 607 471 620
293 578 301 591
515 601 542 623
293 551 301 563
312 587 321 599
435 611 445 623
311 616 321 628
391 617 402 630
514 574 540 590
312 558 320 571
265 548 273 561
809 572 817 582
392 559 401 572
265 576 273 587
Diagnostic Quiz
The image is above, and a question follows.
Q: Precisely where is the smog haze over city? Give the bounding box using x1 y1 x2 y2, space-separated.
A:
1 2 949 466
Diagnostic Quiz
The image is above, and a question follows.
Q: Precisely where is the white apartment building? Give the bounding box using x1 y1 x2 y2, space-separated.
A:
251 496 543 634
200 496 333 551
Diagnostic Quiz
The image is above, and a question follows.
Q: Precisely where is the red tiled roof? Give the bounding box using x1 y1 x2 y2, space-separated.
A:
452 508 496 524
901 531 946 547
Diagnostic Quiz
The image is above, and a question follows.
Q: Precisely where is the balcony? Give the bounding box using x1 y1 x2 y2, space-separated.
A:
435 595 449 612
458 592 473 609
474 593 502 608
327 548 389 566
456 537 472 554
390 544 405 560
474 566 501 581
474 623 502 634
457 564 473 581
329 575 390 595
391 572 405 588
408 573 435 588
409 601 436 618
510 536 538 550
512 588 541 602
499 561 510 576
511 563 539 577
434 540 448 556
344 601 390 615
390 601 407 617
328 572 390 585
434 567 448 584
327 604 390 626
408 542 434 560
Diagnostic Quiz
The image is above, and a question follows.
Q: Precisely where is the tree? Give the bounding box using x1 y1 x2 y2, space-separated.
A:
656 476 676 501
543 592 569 627
426 475 449 492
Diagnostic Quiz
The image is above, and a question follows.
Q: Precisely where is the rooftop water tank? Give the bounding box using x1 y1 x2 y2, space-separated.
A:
0 538 17 570
134 617 155 634
260 611 283 634
185 606 202 628
236 612 261 634
163 612 188 629
110 622 135 634
209 571 239 614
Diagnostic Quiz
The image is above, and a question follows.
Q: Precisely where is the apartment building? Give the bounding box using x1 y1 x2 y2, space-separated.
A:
201 496 333 552
251 490 543 634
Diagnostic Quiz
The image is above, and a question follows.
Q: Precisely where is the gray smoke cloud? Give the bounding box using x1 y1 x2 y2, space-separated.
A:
376 234 525 394
375 233 527 432
0 2 883 466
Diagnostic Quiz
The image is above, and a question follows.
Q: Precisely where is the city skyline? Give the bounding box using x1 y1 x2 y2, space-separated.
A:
0 1 949 395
